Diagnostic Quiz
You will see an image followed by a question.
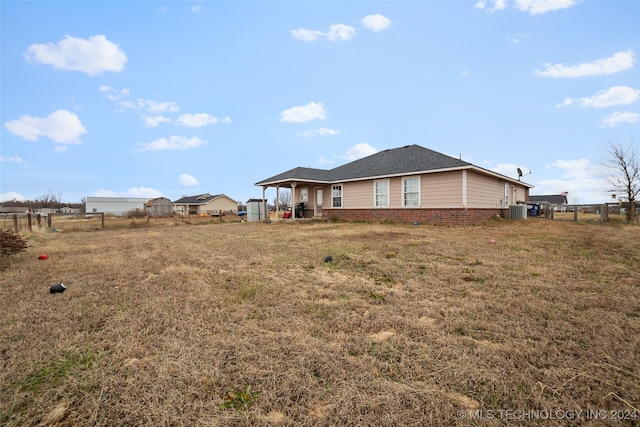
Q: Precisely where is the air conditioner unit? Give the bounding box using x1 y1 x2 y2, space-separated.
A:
509 205 527 220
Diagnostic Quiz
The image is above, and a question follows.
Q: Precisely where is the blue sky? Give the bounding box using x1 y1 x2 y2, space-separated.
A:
1 0 639 205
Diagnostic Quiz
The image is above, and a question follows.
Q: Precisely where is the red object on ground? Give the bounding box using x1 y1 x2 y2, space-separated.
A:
38 254 49 260
283 212 292 219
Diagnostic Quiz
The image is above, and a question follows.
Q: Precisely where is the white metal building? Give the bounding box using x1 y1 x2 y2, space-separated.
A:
85 197 150 216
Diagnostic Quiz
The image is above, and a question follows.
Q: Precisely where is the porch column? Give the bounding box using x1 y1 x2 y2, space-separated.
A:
262 186 267 221
291 182 298 220
275 186 280 221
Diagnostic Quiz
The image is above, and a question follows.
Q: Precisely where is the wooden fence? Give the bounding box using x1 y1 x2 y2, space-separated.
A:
0 212 105 232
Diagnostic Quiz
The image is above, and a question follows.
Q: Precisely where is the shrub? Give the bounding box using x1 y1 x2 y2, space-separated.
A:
1 229 28 269
1 229 28 258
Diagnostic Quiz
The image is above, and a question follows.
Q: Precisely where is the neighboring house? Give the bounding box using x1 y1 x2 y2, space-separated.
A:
529 193 568 211
173 193 238 216
145 197 174 217
59 207 81 214
0 206 31 214
255 144 533 225
85 197 150 216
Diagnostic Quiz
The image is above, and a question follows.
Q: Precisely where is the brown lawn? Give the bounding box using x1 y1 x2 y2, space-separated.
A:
1 219 639 426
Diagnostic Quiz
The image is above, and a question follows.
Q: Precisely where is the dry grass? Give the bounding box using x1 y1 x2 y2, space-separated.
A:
1 219 639 426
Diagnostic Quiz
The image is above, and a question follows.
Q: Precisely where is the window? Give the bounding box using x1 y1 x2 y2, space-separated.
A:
300 187 308 203
374 180 389 207
403 177 420 207
332 185 342 208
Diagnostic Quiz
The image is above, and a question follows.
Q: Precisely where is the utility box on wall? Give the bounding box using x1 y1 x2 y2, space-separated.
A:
246 199 266 222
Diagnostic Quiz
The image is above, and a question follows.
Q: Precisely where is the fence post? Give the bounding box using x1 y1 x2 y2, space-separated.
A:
27 213 32 232
600 204 609 222
13 214 18 232
573 206 578 222
37 214 42 228
101 213 105 228
47 215 52 228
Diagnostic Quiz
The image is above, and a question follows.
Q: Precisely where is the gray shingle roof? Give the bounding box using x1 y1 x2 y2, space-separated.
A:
529 194 568 204
256 145 472 185
173 193 221 204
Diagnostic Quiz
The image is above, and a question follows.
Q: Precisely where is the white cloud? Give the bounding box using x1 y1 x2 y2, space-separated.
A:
476 0 576 14
515 0 578 15
507 33 529 45
175 113 230 127
4 110 87 144
491 163 531 180
474 0 507 13
343 143 378 160
280 102 326 123
179 174 199 186
136 135 206 152
25 34 127 76
362 14 392 32
0 155 26 164
144 115 172 127
299 127 340 137
138 99 180 113
0 192 27 202
326 24 356 41
535 50 635 78
601 111 640 128
290 28 324 42
317 156 334 165
99 87 180 113
291 24 356 42
93 187 164 198
578 86 640 108
532 158 611 203
191 5 203 13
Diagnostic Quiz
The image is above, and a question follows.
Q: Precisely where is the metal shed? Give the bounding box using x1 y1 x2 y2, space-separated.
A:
145 197 174 217
246 199 267 222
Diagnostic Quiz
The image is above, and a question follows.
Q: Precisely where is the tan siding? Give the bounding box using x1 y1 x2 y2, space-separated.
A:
466 171 529 207
466 171 504 208
422 171 463 207
343 181 371 208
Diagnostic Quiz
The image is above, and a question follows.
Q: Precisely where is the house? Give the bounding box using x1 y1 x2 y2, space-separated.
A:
173 193 238 216
85 197 150 216
255 144 533 225
59 207 81 214
529 193 568 212
145 197 174 217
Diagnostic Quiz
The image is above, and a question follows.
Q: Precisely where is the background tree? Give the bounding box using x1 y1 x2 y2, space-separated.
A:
274 189 291 210
607 141 639 222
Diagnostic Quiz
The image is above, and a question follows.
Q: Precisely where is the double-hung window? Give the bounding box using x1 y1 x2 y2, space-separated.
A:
332 185 342 208
403 177 420 207
374 180 389 207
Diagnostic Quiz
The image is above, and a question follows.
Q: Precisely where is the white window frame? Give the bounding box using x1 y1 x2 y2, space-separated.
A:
402 176 420 207
300 187 308 203
332 184 343 208
374 179 390 208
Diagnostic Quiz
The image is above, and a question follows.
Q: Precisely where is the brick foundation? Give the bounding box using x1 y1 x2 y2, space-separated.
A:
322 208 507 226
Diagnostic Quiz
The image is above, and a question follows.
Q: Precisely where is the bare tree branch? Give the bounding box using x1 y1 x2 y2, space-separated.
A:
607 141 639 221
